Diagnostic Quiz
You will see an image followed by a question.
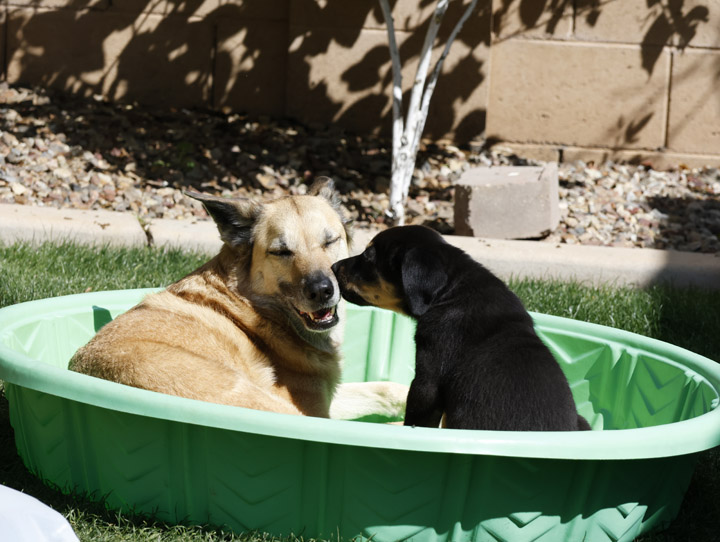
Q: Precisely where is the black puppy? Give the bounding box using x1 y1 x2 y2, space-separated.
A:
332 225 590 431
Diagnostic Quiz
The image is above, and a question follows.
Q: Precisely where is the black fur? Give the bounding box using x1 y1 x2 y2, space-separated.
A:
332 225 590 432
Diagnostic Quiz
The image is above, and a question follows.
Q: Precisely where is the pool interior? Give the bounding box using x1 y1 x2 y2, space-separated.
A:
1 302 718 431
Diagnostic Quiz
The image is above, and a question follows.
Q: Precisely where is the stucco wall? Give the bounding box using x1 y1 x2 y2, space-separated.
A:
2 0 719 167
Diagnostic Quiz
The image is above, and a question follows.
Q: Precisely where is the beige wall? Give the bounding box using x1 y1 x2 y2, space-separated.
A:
487 0 720 167
2 1 720 167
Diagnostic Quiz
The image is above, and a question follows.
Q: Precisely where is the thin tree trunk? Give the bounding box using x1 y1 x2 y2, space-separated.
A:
379 0 478 225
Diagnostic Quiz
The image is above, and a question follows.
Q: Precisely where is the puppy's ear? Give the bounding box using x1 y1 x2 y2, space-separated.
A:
401 247 448 316
185 191 261 247
308 176 354 244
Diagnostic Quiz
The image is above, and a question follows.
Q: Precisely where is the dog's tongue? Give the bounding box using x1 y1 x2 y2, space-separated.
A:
298 306 336 324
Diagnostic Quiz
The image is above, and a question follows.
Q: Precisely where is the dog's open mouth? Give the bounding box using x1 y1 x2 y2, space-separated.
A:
295 305 338 331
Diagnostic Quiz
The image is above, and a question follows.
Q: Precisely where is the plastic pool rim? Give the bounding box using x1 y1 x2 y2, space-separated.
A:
1 288 719 461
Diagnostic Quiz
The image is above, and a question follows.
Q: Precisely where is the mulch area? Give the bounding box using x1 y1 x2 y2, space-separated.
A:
1 82 718 253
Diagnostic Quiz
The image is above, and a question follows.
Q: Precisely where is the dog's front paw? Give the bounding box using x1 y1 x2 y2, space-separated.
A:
330 381 408 421
374 381 409 418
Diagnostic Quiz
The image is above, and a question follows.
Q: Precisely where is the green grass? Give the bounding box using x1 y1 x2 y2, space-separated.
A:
1 241 719 542
0 242 209 307
510 278 720 364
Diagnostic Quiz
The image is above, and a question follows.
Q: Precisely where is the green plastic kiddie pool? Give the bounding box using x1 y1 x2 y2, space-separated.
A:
1 289 719 542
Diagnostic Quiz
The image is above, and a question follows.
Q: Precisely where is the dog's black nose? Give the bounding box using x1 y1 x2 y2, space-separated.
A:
304 274 334 303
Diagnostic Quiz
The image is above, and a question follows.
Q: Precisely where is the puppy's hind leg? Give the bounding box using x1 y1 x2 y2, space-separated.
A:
330 381 408 421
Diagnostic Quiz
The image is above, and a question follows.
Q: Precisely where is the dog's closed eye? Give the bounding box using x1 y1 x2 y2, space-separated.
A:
323 237 340 249
268 248 294 257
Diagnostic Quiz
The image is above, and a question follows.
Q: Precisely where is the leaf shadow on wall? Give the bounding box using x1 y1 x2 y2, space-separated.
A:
493 0 712 148
287 0 491 143
576 0 709 76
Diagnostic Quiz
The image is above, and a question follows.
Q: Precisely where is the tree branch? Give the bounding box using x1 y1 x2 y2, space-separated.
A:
410 0 479 169
378 0 404 164
381 0 477 225
391 0 449 224
404 0 449 149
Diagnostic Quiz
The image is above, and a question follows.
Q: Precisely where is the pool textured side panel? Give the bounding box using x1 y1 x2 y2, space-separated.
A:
537 329 718 431
6 383 697 542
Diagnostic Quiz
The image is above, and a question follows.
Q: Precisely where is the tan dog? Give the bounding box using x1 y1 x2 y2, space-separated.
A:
70 179 406 419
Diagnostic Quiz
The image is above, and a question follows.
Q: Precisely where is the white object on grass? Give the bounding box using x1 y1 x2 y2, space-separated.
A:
0 485 79 542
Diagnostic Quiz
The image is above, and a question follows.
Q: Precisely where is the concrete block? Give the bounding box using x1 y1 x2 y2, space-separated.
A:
8 0 109 9
681 0 720 47
492 0 572 39
454 163 559 239
148 218 222 254
289 0 480 33
107 0 217 16
289 0 380 31
101 13 214 107
668 49 720 155
486 40 669 149
574 1 718 49
287 26 430 136
573 0 672 46
215 18 288 116
7 9 213 107
108 1 289 21
7 8 115 92
217 0 289 21
0 204 147 247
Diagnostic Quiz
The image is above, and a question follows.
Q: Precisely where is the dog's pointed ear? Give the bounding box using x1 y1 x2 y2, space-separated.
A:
401 246 448 317
308 176 337 202
308 176 354 244
185 191 261 247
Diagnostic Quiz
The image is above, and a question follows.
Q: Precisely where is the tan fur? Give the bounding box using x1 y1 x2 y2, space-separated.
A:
343 275 406 315
69 182 411 419
358 277 406 314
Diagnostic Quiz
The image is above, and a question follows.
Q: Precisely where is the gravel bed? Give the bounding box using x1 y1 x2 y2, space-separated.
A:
0 83 718 254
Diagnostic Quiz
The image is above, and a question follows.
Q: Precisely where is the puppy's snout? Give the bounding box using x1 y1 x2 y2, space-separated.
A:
303 274 335 303
331 261 344 281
